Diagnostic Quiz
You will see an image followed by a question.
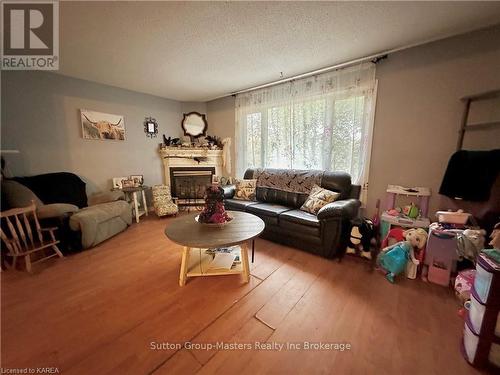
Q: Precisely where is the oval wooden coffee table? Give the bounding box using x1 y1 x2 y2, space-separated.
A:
165 211 265 286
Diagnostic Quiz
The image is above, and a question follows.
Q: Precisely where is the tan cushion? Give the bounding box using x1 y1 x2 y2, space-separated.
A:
233 179 257 201
1 180 44 208
88 190 125 206
37 203 79 219
300 185 340 215
70 200 132 248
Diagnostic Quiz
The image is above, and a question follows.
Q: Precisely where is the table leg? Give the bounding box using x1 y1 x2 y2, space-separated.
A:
141 189 148 216
133 191 140 223
252 239 255 263
241 242 250 283
179 246 190 286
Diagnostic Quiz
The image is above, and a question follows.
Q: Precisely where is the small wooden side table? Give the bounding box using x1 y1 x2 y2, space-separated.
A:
121 186 148 223
164 211 265 286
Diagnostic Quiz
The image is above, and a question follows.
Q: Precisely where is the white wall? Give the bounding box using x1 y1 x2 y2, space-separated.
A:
206 25 500 216
1 71 183 195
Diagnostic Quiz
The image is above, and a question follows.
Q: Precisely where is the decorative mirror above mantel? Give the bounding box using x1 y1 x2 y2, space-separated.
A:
181 112 207 138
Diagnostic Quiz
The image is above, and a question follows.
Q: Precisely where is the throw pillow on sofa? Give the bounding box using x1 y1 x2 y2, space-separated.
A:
300 184 340 214
233 179 257 200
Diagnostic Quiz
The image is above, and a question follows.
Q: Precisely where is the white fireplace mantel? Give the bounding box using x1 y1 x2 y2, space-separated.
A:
159 148 223 187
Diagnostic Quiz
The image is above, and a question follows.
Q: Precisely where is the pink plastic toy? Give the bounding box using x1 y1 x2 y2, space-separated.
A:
455 269 476 304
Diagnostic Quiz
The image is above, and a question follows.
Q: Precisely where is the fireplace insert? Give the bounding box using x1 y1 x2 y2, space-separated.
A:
169 167 215 206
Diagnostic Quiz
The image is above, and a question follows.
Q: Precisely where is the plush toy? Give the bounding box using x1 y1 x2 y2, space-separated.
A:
346 219 376 260
483 222 500 263
378 228 428 283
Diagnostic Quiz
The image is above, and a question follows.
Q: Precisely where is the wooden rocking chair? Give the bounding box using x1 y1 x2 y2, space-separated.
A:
0 202 63 272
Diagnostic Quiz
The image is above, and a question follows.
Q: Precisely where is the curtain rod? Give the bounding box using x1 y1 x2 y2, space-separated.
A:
215 28 482 100
229 53 385 97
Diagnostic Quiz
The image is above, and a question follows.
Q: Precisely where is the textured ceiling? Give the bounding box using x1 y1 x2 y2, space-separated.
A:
58 1 500 102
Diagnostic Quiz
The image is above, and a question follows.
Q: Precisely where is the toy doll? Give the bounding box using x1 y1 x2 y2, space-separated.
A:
378 228 428 283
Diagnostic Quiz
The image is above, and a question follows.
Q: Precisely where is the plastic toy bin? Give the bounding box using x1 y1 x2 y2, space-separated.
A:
463 318 500 369
469 288 500 338
425 229 458 286
473 254 500 306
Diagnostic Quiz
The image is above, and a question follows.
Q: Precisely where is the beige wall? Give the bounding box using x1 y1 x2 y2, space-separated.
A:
369 25 500 217
206 26 500 217
1 71 183 195
181 102 207 116
206 96 236 176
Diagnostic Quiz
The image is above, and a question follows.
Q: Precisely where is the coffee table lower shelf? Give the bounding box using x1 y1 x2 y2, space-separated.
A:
179 243 250 286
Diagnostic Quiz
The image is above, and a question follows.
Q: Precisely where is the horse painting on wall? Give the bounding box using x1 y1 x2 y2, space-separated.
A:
81 110 125 140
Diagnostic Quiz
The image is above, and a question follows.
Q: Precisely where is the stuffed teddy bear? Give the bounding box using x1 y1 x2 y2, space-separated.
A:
378 228 428 283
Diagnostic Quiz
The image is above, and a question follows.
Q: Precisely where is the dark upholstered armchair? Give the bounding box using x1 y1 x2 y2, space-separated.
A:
223 168 361 259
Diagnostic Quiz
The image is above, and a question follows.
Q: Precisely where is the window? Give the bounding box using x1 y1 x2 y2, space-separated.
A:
235 63 377 204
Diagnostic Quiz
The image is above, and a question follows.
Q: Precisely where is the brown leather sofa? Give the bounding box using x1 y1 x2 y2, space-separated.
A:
223 168 361 259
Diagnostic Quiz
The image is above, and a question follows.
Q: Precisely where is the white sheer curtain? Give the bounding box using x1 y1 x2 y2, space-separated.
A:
235 62 377 204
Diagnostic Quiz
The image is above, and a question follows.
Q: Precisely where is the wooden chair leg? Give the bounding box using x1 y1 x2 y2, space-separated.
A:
52 245 64 258
24 254 32 273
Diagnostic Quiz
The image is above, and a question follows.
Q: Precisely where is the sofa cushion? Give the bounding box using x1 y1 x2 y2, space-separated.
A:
88 190 125 206
320 171 353 200
224 199 258 211
300 185 340 214
1 180 44 208
37 203 79 219
233 179 257 200
246 203 292 217
279 209 320 227
244 168 354 205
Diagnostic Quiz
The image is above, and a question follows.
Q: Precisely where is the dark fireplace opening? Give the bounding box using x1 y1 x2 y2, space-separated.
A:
170 167 215 205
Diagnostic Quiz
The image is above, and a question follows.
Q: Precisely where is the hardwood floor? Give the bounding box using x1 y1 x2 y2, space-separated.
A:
1 214 478 374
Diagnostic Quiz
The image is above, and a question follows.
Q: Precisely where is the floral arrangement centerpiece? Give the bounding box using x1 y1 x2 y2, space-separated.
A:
196 185 233 226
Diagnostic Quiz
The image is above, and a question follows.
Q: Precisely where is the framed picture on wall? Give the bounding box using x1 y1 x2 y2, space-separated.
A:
81 109 125 141
112 177 128 189
130 175 144 187
121 179 135 188
212 175 233 186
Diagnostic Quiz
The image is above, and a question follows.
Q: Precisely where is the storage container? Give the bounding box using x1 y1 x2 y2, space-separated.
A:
436 210 470 225
463 317 500 369
474 253 500 306
425 229 459 286
469 287 500 338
